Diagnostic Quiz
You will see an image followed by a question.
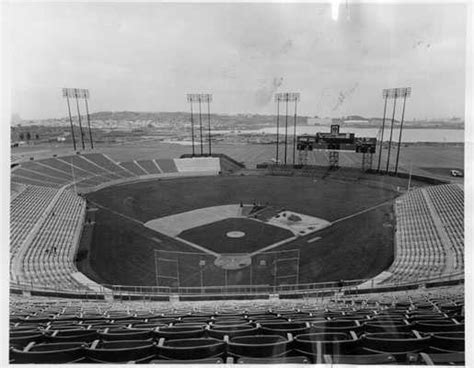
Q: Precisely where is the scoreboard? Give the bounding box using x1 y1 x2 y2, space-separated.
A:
297 124 376 153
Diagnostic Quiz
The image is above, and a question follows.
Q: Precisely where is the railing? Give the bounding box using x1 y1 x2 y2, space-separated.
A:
9 271 464 301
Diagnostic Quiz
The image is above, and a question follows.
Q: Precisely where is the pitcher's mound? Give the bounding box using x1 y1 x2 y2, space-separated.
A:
214 254 252 270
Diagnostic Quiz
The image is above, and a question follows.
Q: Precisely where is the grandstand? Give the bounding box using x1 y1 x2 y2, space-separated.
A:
9 151 464 364
9 286 464 364
382 184 464 284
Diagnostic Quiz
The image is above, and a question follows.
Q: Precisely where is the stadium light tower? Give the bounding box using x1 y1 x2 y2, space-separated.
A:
62 88 94 150
275 92 300 165
394 87 412 174
62 88 77 151
187 93 213 156
385 88 398 174
376 89 390 172
82 89 94 150
186 94 196 156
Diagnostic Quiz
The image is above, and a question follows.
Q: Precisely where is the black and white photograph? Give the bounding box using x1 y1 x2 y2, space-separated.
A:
2 0 471 365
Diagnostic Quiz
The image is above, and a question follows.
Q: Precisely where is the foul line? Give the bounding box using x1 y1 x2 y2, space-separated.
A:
89 200 217 256
88 200 144 226
331 200 393 225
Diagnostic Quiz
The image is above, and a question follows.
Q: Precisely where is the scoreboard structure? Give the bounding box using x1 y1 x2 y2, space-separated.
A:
296 124 377 170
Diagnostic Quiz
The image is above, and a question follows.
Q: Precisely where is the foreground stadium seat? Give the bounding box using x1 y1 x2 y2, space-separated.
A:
363 321 413 333
310 320 363 334
46 328 98 343
10 342 87 364
418 352 465 365
227 334 292 358
427 332 464 353
85 339 156 363
10 331 45 347
236 356 310 364
360 332 431 355
208 325 260 339
98 327 154 341
413 320 464 333
293 332 360 363
155 324 207 339
150 358 224 364
157 337 226 360
259 321 310 337
323 352 397 365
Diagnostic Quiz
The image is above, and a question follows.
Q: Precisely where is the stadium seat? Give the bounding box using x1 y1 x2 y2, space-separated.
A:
98 327 154 340
10 331 45 347
412 320 464 333
157 337 226 360
156 325 207 339
150 358 224 364
427 332 464 353
363 321 413 333
10 342 87 364
259 321 310 337
323 352 397 365
85 339 156 363
310 319 363 334
208 325 260 339
293 332 360 363
227 334 292 358
360 332 431 354
46 328 98 343
236 356 311 364
418 352 465 365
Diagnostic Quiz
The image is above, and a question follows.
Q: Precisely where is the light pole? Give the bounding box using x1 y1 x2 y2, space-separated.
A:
187 93 213 156
394 88 412 174
275 92 300 166
62 88 77 151
377 90 389 172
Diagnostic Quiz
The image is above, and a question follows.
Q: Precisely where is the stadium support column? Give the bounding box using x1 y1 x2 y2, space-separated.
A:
377 91 388 172
284 94 289 165
84 95 94 150
198 97 203 155
65 94 77 151
275 97 280 164
292 98 298 165
394 88 411 175
74 89 86 150
385 90 398 174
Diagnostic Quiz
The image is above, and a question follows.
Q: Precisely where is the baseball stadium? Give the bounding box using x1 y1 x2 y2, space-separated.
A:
7 2 466 364
9 120 465 364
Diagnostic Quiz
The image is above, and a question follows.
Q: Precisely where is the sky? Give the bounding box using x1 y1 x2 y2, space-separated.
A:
6 2 467 120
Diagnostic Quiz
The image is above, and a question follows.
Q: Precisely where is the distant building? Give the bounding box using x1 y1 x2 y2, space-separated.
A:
307 117 332 126
343 119 369 124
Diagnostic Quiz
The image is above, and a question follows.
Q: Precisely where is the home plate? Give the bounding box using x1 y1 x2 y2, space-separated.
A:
214 254 252 270
307 236 322 243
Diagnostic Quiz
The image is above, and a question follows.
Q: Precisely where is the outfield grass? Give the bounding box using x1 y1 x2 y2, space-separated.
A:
81 173 409 287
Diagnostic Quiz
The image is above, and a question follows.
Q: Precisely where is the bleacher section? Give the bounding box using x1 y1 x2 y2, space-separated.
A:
136 160 161 174
155 159 178 173
9 286 464 364
83 153 135 178
10 186 60 270
17 189 86 290
424 185 464 271
11 154 233 192
383 185 464 284
119 161 147 176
